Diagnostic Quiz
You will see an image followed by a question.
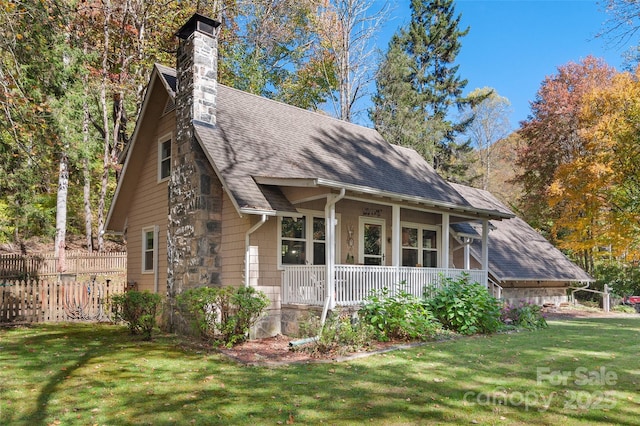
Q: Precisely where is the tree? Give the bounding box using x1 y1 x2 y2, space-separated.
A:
370 0 479 181
575 68 640 261
219 0 338 111
0 0 77 245
515 56 616 237
598 1 640 70
600 0 640 47
316 0 389 122
461 87 511 190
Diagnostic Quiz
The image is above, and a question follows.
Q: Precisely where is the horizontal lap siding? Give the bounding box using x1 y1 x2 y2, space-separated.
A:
221 192 248 287
251 219 280 310
126 112 174 293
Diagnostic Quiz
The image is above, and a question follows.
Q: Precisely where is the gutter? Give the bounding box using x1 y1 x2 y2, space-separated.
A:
315 178 514 221
244 214 268 287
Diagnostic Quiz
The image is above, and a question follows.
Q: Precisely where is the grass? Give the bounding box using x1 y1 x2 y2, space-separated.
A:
1 318 639 425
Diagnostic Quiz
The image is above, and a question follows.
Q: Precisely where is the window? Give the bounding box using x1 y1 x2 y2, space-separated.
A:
360 218 385 265
280 213 327 265
158 135 172 181
401 224 439 267
142 227 156 273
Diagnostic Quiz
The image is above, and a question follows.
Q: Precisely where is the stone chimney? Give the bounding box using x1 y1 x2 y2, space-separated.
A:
168 14 224 316
175 14 221 127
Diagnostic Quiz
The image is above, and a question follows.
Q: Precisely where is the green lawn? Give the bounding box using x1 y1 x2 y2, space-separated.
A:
1 318 639 425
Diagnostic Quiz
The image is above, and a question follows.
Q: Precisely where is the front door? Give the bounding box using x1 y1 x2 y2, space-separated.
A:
359 218 385 265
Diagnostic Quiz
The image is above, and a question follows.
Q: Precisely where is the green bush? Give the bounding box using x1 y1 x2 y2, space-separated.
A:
428 274 502 335
612 304 637 314
501 301 548 330
360 284 441 341
307 312 376 356
177 286 269 347
111 291 162 340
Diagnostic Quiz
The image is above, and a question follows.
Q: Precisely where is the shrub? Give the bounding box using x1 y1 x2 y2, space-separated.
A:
177 286 269 347
111 291 162 340
612 304 637 314
501 301 548 330
360 284 441 341
307 312 376 356
428 274 502 335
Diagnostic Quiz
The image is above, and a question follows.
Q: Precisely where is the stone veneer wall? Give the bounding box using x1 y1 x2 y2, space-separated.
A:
167 23 223 332
280 305 324 337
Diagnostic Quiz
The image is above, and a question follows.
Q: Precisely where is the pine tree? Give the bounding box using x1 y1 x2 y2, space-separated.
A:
370 0 477 181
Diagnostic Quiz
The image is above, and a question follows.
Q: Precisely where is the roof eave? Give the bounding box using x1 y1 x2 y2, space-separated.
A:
316 178 514 221
106 65 165 231
499 277 596 283
253 176 513 220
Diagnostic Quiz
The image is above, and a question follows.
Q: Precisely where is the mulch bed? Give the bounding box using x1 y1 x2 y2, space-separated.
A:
218 335 417 366
218 307 638 366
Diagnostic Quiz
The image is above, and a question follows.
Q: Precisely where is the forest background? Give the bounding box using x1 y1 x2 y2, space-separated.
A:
1 0 640 296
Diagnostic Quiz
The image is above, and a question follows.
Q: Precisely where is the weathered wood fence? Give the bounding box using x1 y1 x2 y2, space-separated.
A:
0 252 128 323
0 251 126 279
0 278 126 323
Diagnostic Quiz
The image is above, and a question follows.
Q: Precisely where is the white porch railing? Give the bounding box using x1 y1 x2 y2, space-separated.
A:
282 264 488 307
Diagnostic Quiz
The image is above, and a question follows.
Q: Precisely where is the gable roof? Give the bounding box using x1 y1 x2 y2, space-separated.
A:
450 183 594 283
154 65 510 220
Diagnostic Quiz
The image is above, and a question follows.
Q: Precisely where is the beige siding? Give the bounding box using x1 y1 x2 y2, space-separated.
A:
126 111 174 293
221 192 248 286
220 194 282 310
252 219 281 310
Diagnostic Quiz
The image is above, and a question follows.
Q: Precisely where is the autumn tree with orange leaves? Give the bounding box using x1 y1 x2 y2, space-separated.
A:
517 56 640 276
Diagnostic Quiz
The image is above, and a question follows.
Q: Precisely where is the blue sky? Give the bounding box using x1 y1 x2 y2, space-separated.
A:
371 0 634 130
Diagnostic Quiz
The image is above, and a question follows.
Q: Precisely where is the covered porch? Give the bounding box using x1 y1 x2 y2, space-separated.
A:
282 264 489 307
264 183 510 311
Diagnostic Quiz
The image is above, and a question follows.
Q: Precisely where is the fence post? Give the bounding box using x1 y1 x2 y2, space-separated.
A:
603 284 610 313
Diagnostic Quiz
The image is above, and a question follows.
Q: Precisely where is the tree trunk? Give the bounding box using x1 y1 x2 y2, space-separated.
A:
81 49 94 253
97 0 112 252
54 152 69 272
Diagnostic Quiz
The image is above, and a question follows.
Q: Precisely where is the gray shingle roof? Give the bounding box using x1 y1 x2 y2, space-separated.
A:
157 65 510 218
450 183 594 282
196 84 470 211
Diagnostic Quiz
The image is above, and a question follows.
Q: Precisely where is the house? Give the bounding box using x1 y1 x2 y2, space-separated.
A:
106 14 583 337
449 183 594 305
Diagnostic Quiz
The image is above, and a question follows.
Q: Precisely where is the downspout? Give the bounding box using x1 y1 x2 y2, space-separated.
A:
321 188 346 326
245 214 267 287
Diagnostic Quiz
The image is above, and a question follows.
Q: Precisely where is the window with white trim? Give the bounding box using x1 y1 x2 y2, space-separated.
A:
280 213 327 265
401 223 439 267
158 135 172 181
142 227 156 273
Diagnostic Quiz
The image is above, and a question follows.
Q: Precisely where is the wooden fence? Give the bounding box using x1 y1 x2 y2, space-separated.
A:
0 278 126 323
0 251 126 279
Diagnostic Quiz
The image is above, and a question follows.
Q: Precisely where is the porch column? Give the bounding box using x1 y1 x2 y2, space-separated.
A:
325 201 336 310
324 189 344 314
442 213 450 269
392 205 401 266
463 238 470 270
481 219 489 271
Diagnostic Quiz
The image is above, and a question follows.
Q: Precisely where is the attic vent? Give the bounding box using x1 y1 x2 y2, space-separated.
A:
163 97 175 115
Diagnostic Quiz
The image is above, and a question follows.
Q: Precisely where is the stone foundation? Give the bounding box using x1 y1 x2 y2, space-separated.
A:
251 309 282 339
280 305 324 337
502 287 569 306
